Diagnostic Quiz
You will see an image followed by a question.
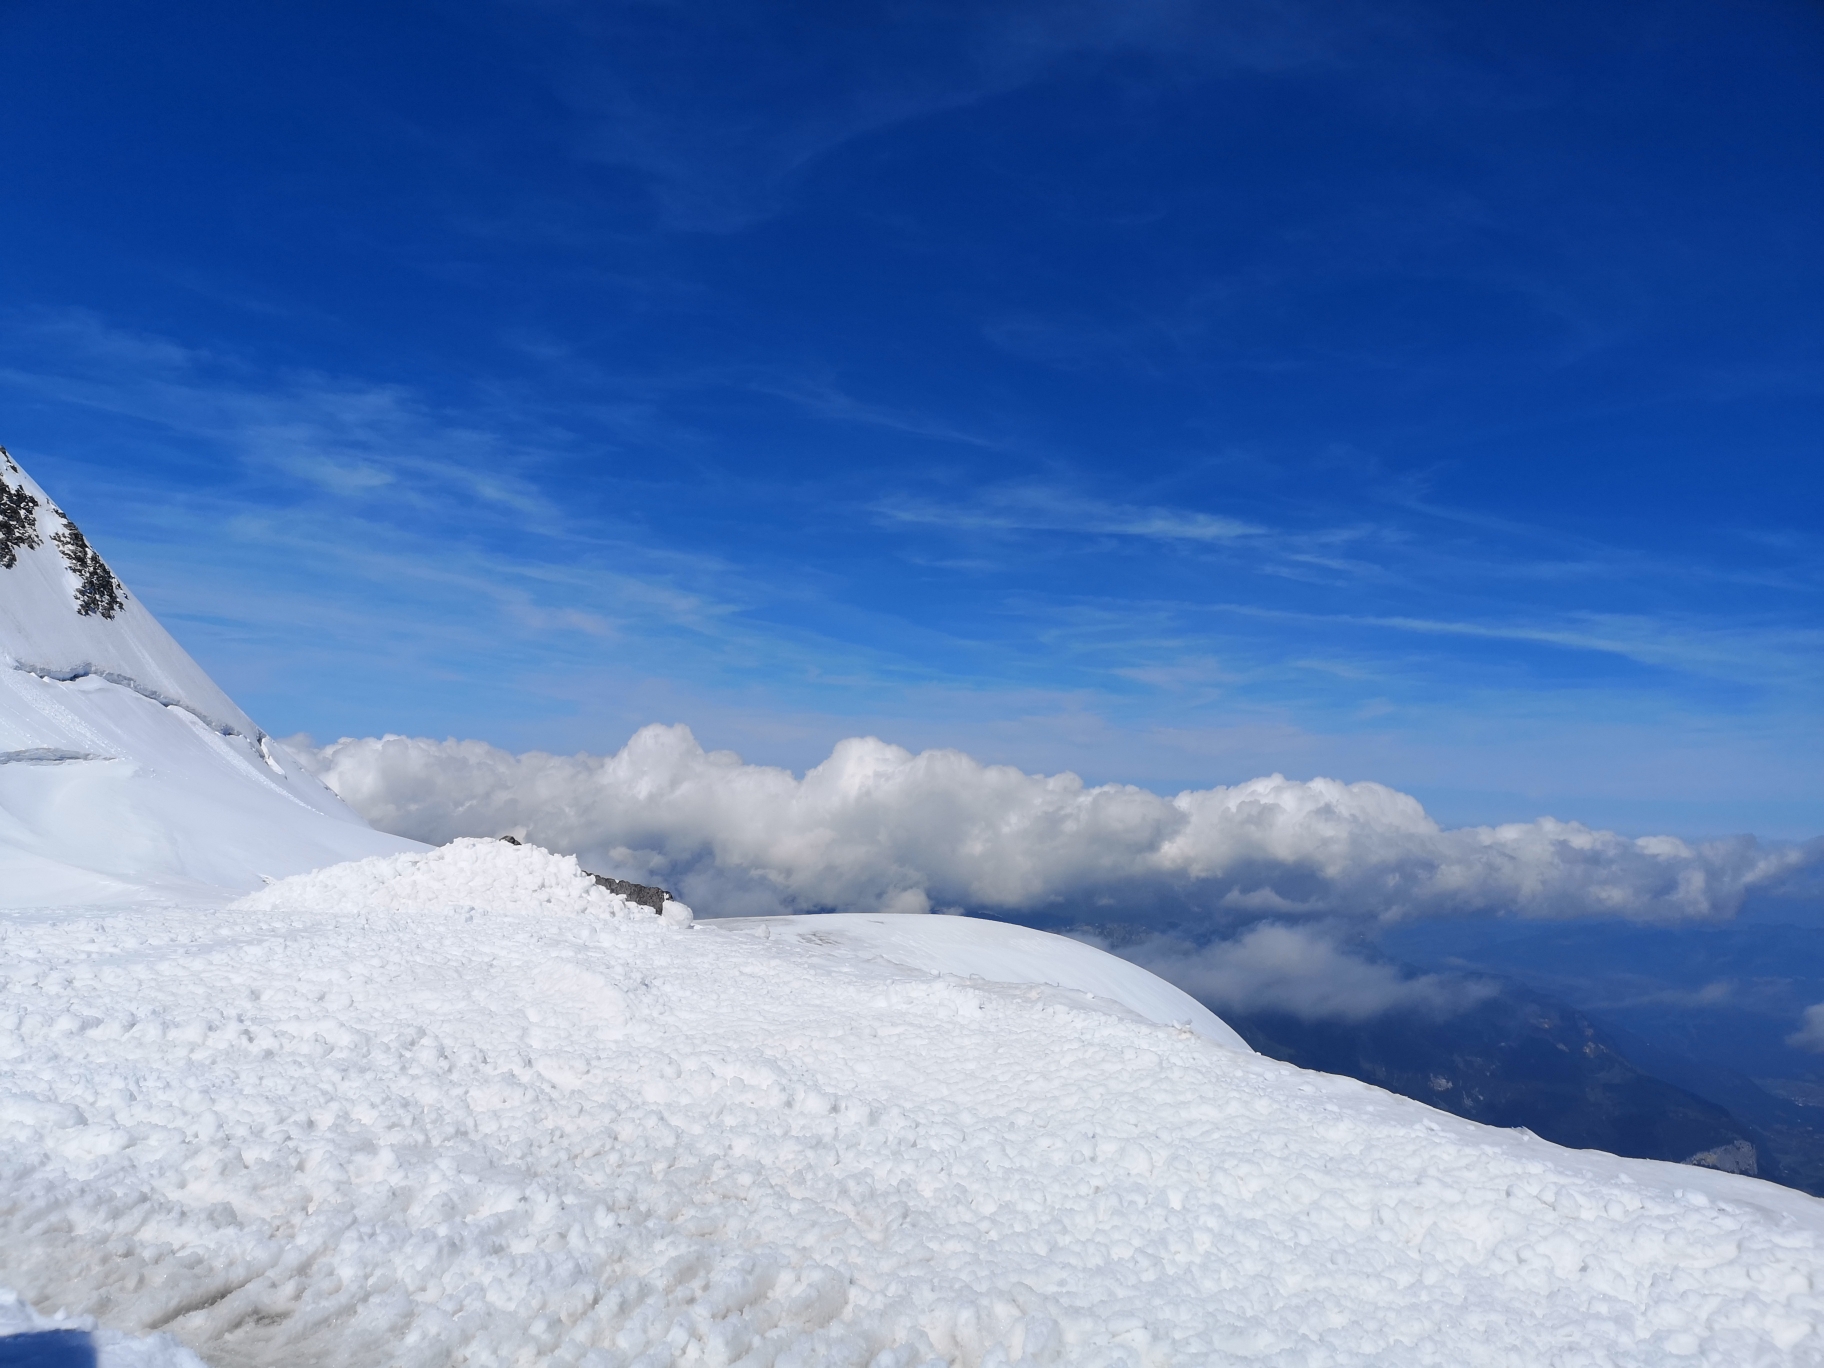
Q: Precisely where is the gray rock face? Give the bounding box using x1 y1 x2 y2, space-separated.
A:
588 875 672 914
52 510 127 619
1 445 128 617
0 455 42 569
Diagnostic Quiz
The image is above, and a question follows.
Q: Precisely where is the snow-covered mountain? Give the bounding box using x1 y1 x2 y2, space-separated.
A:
4 453 1824 1365
0 448 418 905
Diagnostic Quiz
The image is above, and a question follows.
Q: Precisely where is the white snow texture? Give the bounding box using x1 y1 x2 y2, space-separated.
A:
301 725 1809 924
4 837 1824 1366
7 448 1824 1367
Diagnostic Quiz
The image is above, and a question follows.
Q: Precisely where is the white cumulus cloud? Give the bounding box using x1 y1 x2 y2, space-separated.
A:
289 725 1811 924
1788 1005 1824 1054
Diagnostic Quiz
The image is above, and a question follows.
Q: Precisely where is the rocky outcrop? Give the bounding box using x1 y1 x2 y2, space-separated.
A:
1 446 129 618
0 451 42 569
587 874 672 915
51 510 127 619
496 834 672 913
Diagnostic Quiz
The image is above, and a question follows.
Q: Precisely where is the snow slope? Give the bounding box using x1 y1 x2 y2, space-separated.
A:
722 912 1250 1052
3 840 1823 1367
0 449 419 904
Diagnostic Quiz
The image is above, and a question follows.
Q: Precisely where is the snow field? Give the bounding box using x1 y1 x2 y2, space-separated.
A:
1 842 1822 1366
726 914 1248 1052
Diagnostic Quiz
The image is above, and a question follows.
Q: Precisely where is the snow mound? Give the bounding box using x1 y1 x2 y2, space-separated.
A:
234 836 666 920
723 912 1251 1051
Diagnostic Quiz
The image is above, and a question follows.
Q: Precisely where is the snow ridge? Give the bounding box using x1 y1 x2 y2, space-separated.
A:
4 657 253 741
0 448 257 739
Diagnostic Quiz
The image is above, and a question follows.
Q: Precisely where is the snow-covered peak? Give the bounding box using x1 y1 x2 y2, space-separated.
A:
0 447 257 738
0 447 420 904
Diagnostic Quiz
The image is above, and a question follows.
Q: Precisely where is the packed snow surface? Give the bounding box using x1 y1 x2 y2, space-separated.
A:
0 449 420 904
4 841 1823 1367
725 912 1248 1052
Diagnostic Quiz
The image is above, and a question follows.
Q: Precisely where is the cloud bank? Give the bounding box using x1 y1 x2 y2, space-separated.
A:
292 725 1810 925
1110 924 1501 1023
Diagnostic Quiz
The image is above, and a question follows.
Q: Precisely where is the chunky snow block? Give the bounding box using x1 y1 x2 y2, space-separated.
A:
498 832 674 912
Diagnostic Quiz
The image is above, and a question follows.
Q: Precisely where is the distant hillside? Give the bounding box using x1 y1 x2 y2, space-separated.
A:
1223 984 1763 1177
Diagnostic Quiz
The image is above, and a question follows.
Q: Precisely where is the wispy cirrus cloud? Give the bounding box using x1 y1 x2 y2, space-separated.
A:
528 0 1371 232
1188 600 1824 690
0 310 793 683
0 309 561 524
750 376 1010 450
876 485 1265 543
5 307 1818 838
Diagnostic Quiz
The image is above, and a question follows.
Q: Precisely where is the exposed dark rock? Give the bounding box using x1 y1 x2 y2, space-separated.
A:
50 509 127 618
589 874 672 914
0 447 42 570
495 834 671 913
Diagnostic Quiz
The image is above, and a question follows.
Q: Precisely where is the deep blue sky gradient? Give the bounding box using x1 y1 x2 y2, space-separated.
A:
1 0 1819 835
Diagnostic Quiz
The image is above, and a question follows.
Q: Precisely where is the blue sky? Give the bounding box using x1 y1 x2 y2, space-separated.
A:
1 0 1819 837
